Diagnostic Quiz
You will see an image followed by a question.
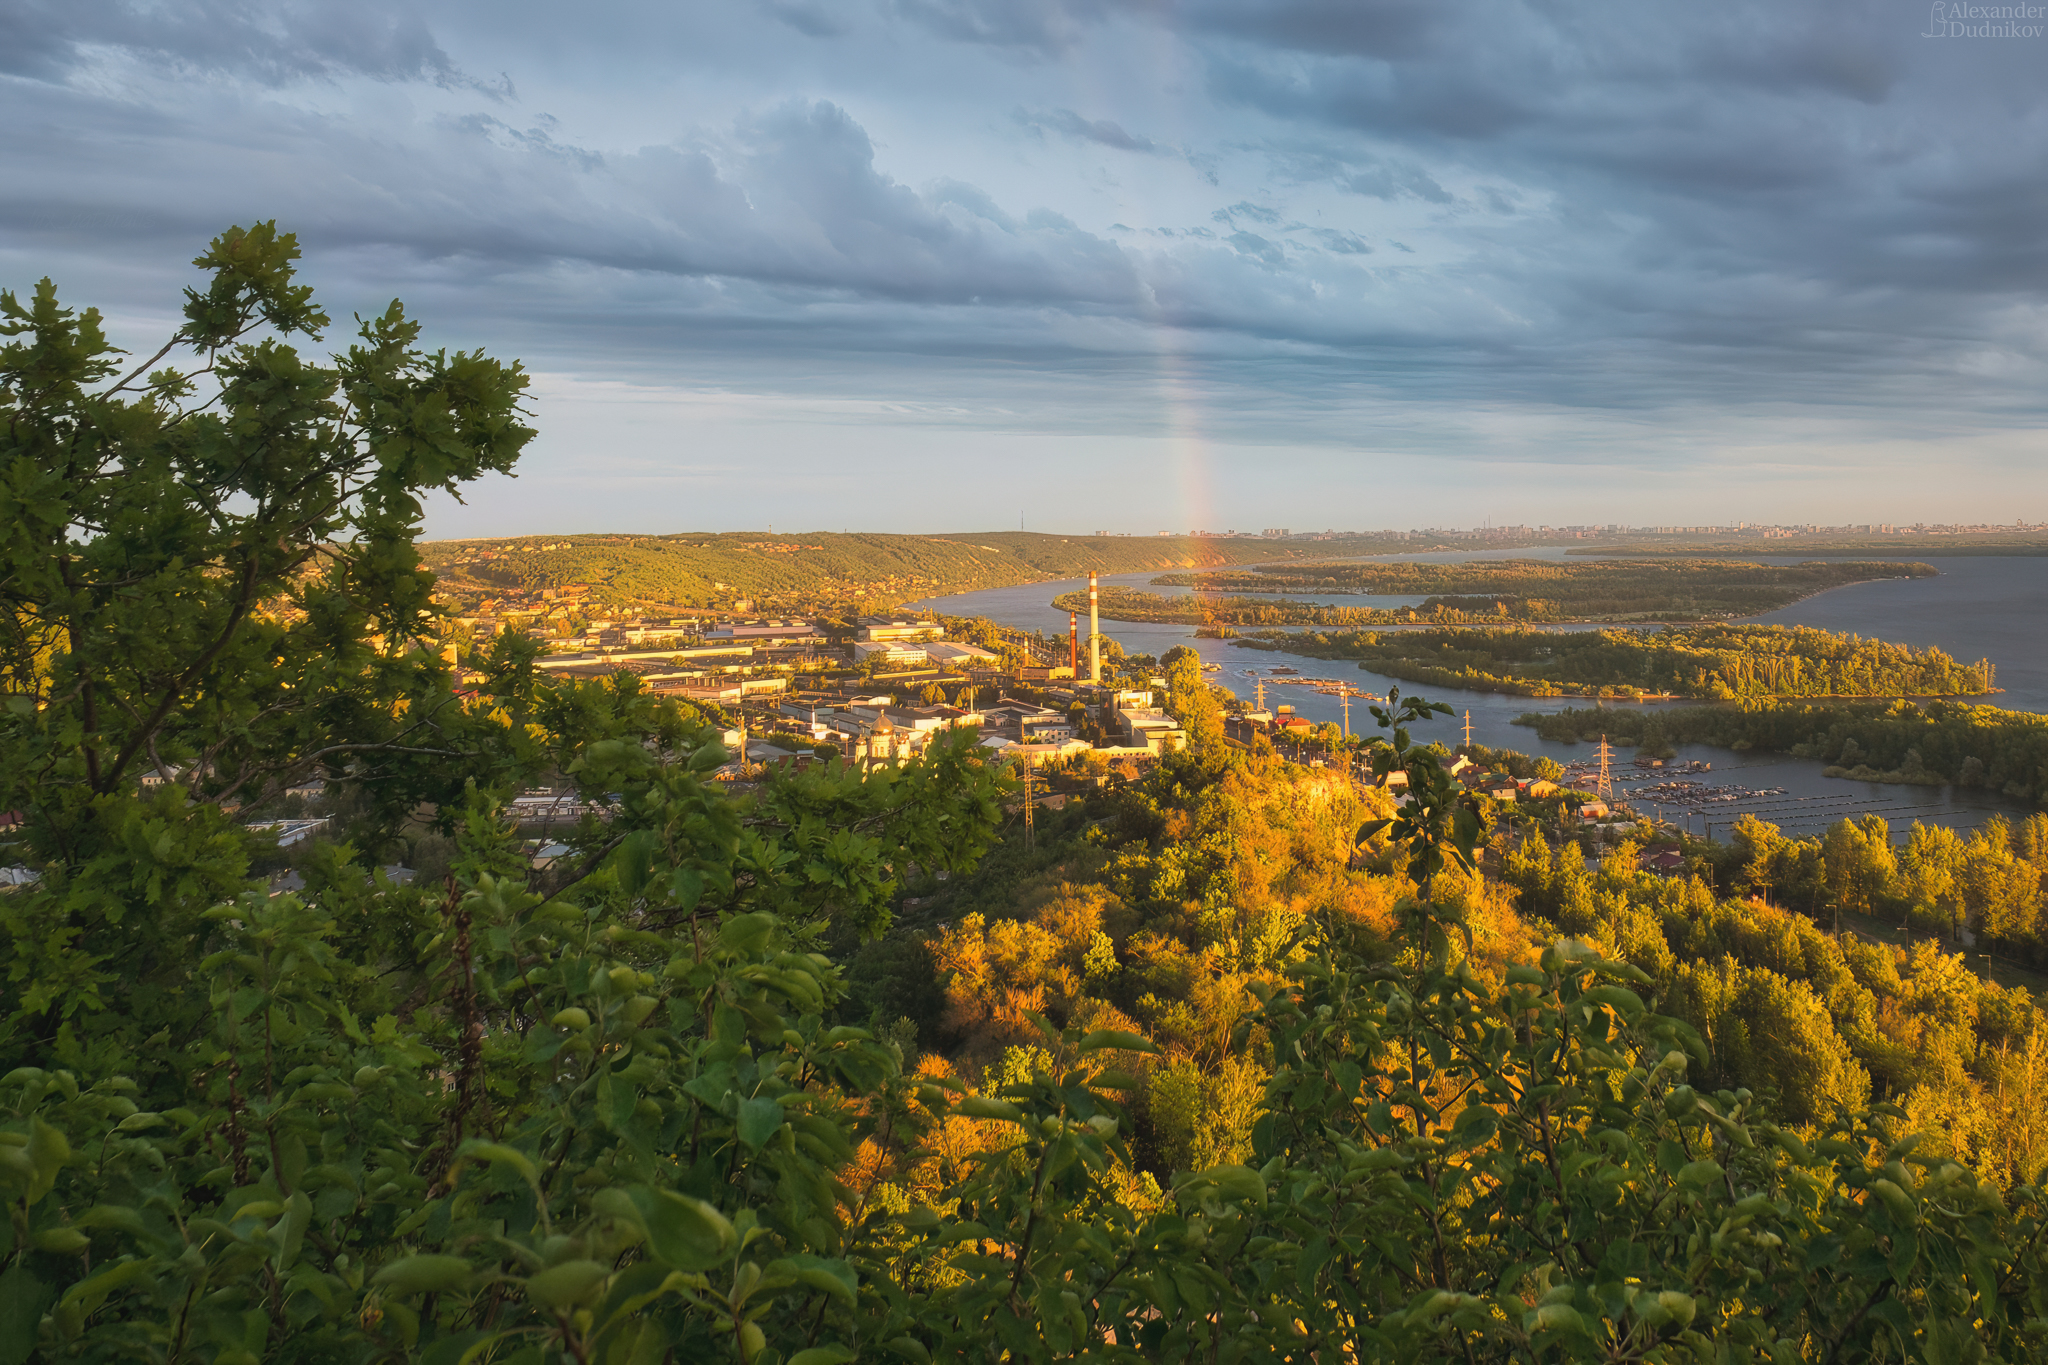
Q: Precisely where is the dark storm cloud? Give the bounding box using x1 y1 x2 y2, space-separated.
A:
0 82 1143 315
4 0 2047 480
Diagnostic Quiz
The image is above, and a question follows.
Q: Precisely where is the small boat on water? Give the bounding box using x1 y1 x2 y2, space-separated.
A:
1268 666 1301 675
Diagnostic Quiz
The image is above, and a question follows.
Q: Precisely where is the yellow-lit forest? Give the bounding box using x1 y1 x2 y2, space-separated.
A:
854 746 2048 1197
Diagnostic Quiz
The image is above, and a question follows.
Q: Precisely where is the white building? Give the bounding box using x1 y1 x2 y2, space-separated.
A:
922 641 1000 665
1116 707 1185 753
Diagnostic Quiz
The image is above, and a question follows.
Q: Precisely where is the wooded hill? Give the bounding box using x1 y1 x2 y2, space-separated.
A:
1148 557 1934 619
420 531 1451 614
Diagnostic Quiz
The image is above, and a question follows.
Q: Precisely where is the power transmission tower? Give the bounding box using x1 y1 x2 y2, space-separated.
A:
1595 734 1613 802
1463 709 1474 749
1340 690 1350 738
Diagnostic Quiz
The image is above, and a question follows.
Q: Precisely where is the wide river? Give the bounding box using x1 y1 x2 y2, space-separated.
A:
911 549 2048 841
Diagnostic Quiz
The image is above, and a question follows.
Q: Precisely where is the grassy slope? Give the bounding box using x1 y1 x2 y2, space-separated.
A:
421 530 1462 612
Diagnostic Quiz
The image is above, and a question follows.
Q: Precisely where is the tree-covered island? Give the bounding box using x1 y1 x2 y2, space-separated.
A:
1232 623 1997 701
1121 556 1936 623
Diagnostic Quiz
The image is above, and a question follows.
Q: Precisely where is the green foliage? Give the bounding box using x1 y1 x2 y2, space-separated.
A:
1501 820 2048 1181
1 222 534 1087
1160 646 1223 753
1249 925 2044 1363
0 848 928 1363
2 222 535 826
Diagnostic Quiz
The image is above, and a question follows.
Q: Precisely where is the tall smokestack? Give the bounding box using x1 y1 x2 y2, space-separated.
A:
1069 612 1078 675
1088 571 1100 683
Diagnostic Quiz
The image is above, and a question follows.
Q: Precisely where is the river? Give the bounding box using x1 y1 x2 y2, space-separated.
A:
909 550 2048 840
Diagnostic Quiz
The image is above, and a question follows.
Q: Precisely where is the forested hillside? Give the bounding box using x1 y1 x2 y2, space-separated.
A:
1249 622 1997 699
9 229 2047 1362
421 531 1445 614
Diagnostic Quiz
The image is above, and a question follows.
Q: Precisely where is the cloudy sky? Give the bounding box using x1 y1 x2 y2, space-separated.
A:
5 1 2047 536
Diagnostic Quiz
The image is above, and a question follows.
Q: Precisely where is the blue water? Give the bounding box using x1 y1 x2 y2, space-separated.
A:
911 551 2048 837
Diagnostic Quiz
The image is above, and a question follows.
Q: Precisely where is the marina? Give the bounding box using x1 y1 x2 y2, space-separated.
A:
1241 666 1384 699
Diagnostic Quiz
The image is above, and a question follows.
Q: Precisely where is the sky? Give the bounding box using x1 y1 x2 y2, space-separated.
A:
4 0 2047 537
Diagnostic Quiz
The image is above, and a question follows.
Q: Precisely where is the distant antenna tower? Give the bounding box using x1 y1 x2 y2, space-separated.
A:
1463 709 1474 749
1595 734 1614 802
1341 690 1351 739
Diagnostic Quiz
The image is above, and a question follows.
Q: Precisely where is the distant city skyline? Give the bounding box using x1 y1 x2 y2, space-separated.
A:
5 3 2046 535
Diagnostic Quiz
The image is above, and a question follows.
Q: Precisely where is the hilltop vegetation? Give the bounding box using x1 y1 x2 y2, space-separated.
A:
1150 556 1933 620
1240 622 1997 700
421 530 1447 615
